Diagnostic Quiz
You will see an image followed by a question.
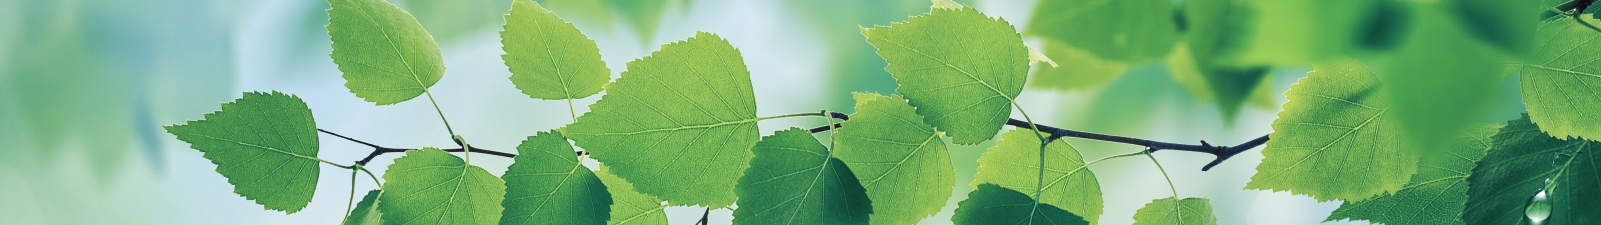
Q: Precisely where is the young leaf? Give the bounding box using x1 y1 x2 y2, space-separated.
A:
1464 115 1601 225
733 128 871 225
327 0 445 105
565 32 758 208
973 129 1103 224
499 131 611 225
343 190 384 225
1027 0 1176 61
833 93 953 225
163 91 321 213
1247 57 1415 202
379 148 506 225
952 183 1089 225
502 0 611 100
1326 124 1499 225
863 6 1028 145
596 165 669 225
1521 19 1601 141
1131 197 1217 225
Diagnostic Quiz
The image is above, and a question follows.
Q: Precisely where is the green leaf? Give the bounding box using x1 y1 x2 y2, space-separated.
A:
733 128 872 225
1170 0 1271 119
500 131 611 225
1027 0 1176 61
1247 57 1415 202
327 0 445 105
1521 19 1601 141
596 165 669 225
1449 0 1536 54
162 91 321 213
502 0 611 100
1464 115 1601 225
1228 0 1376 64
972 129 1102 224
863 6 1028 145
1028 41 1129 91
344 190 384 225
1377 7 1502 154
952 183 1088 225
1326 124 1499 225
833 93 953 224
1131 197 1217 225
1164 42 1269 119
379 148 506 225
565 31 758 208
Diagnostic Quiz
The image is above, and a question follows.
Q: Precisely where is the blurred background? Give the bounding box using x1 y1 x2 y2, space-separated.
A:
0 0 1533 224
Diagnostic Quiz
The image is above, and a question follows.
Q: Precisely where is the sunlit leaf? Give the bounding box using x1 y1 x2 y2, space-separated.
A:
596 165 669 225
733 128 871 225
1521 19 1601 141
1131 197 1216 225
343 190 384 225
1248 57 1415 202
864 6 1028 145
499 131 610 225
1326 124 1499 225
163 91 321 213
502 0 611 100
379 148 506 225
328 0 445 105
972 129 1102 224
565 32 757 208
834 93 953 225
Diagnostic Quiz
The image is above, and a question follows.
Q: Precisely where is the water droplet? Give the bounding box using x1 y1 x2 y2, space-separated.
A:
1526 178 1553 224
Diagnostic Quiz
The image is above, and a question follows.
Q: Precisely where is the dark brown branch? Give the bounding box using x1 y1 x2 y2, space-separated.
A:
317 129 521 165
807 112 1269 171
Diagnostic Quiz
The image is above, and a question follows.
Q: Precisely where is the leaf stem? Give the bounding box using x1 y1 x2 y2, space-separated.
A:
756 112 825 121
805 111 1270 170
344 167 358 221
1145 152 1183 223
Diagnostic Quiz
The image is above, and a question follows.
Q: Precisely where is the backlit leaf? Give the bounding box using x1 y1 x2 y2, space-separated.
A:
833 93 953 224
596 165 669 225
163 91 321 213
328 0 445 105
1326 124 1499 225
1131 197 1216 225
864 6 1028 145
502 0 611 100
1247 57 1415 202
499 131 611 225
343 190 384 225
733 128 871 225
972 129 1102 224
379 148 506 225
1521 19 1601 141
565 32 757 208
